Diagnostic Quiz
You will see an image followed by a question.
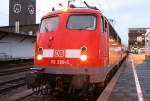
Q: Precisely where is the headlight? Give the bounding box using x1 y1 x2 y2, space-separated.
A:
36 54 43 61
80 46 87 62
80 54 87 62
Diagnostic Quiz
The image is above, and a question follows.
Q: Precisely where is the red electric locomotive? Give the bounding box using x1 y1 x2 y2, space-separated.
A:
29 5 126 96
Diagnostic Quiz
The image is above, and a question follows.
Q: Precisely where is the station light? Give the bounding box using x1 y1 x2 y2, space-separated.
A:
36 54 43 61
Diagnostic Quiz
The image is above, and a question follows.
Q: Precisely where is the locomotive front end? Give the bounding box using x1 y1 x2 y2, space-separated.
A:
32 9 103 91
34 9 101 70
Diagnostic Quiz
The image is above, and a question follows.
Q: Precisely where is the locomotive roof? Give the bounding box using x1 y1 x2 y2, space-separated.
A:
42 8 102 19
109 24 121 44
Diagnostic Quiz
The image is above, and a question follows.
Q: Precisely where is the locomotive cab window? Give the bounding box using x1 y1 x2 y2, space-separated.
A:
67 15 96 30
40 16 59 32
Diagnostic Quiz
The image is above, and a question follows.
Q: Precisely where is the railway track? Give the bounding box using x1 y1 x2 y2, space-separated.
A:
0 61 32 70
0 77 25 93
14 85 101 101
0 60 32 94
0 65 31 76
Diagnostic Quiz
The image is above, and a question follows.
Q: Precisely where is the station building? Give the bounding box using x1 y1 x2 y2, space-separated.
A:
128 28 148 53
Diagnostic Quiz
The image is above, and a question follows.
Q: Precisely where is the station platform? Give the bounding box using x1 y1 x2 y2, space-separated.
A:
97 54 150 101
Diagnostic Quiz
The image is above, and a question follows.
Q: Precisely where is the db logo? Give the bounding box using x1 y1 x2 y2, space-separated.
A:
54 50 65 57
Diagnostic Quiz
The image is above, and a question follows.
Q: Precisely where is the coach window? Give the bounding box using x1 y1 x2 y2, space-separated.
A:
100 16 105 32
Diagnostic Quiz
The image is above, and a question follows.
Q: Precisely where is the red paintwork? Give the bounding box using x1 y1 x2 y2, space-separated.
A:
34 8 122 69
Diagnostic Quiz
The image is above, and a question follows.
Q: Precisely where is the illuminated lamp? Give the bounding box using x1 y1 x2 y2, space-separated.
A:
80 46 88 62
36 54 43 61
80 54 87 62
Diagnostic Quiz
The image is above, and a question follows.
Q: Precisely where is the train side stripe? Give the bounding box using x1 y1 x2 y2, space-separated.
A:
43 49 54 57
65 49 81 58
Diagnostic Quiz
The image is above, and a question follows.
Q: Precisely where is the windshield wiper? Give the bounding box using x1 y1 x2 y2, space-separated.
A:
44 27 55 32
45 27 48 32
78 26 94 30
